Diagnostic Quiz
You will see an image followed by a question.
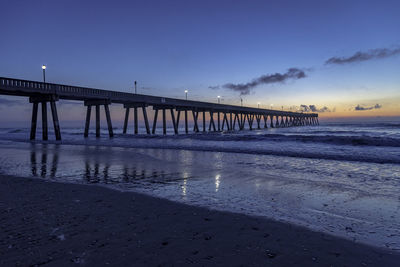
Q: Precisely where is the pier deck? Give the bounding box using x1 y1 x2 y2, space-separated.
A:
0 77 318 140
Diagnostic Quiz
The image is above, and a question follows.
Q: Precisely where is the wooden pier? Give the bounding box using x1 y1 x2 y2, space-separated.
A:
0 77 318 140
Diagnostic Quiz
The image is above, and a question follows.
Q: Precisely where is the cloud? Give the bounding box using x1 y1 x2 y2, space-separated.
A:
300 104 310 112
300 104 332 113
221 68 307 95
208 85 220 90
325 47 400 65
354 104 382 111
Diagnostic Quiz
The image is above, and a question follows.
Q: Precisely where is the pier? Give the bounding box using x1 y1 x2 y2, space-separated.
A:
0 77 318 140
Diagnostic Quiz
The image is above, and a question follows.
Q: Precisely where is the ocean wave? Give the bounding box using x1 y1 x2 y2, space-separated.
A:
157 133 400 147
2 135 399 165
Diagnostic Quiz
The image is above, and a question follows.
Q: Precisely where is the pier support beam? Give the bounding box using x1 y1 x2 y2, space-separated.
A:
84 106 91 137
162 108 167 135
222 112 230 131
202 111 206 132
270 115 274 128
230 113 233 131
192 110 199 132
84 99 113 138
41 101 48 140
176 110 181 133
143 106 150 134
256 114 261 129
170 109 178 134
29 95 61 141
123 103 149 134
30 102 38 140
104 104 113 137
50 101 61 140
123 108 130 134
217 112 221 131
263 115 268 128
152 109 158 134
233 113 238 130
95 105 100 137
209 111 216 132
247 114 254 130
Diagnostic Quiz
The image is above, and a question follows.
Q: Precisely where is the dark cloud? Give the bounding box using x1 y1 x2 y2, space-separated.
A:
309 105 332 113
354 104 382 111
222 68 306 95
300 104 310 112
208 85 220 90
300 104 332 113
325 47 400 65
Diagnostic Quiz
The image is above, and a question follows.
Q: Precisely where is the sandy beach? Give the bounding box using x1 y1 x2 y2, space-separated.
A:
1 174 399 266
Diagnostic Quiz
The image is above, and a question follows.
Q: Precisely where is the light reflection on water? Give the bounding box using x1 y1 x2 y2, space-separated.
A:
1 141 400 250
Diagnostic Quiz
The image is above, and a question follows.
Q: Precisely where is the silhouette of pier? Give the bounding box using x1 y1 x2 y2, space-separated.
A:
0 77 318 140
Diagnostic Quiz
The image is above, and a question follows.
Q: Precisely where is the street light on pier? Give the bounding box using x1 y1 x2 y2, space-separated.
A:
42 65 46 83
134 81 137 94
270 104 273 110
240 98 243 107
217 95 220 104
257 102 260 109
185 90 188 100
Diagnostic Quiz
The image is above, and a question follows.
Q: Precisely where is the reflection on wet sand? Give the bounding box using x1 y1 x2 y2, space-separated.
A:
30 144 59 178
29 144 198 190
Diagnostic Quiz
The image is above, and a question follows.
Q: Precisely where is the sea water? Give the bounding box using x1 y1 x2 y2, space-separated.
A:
0 120 399 250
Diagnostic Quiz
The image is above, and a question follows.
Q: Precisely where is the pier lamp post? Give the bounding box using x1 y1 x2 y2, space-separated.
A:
257 102 260 109
134 81 137 94
217 95 220 104
270 104 273 110
42 65 46 83
240 98 243 107
185 90 188 100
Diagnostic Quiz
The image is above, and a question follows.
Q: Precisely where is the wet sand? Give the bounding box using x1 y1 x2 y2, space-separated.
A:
1 175 399 266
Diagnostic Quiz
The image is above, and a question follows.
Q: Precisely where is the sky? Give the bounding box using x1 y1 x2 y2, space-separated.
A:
0 0 399 125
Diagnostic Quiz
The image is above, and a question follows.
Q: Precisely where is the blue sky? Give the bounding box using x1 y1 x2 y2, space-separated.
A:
0 0 399 121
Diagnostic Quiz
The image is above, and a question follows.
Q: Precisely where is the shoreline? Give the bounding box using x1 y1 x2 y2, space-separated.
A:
1 174 399 266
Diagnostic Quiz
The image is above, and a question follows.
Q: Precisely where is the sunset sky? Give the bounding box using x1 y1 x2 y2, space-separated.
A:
0 0 399 124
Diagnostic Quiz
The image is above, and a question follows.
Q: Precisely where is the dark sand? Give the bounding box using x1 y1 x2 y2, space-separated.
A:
1 175 399 266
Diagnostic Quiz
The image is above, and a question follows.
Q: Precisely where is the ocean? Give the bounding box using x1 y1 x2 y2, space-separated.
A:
0 120 399 250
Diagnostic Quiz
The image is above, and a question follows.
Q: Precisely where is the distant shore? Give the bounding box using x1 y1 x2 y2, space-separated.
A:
1 175 399 266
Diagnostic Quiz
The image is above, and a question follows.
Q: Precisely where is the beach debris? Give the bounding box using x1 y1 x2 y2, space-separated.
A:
161 241 168 246
203 234 212 240
265 250 277 259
